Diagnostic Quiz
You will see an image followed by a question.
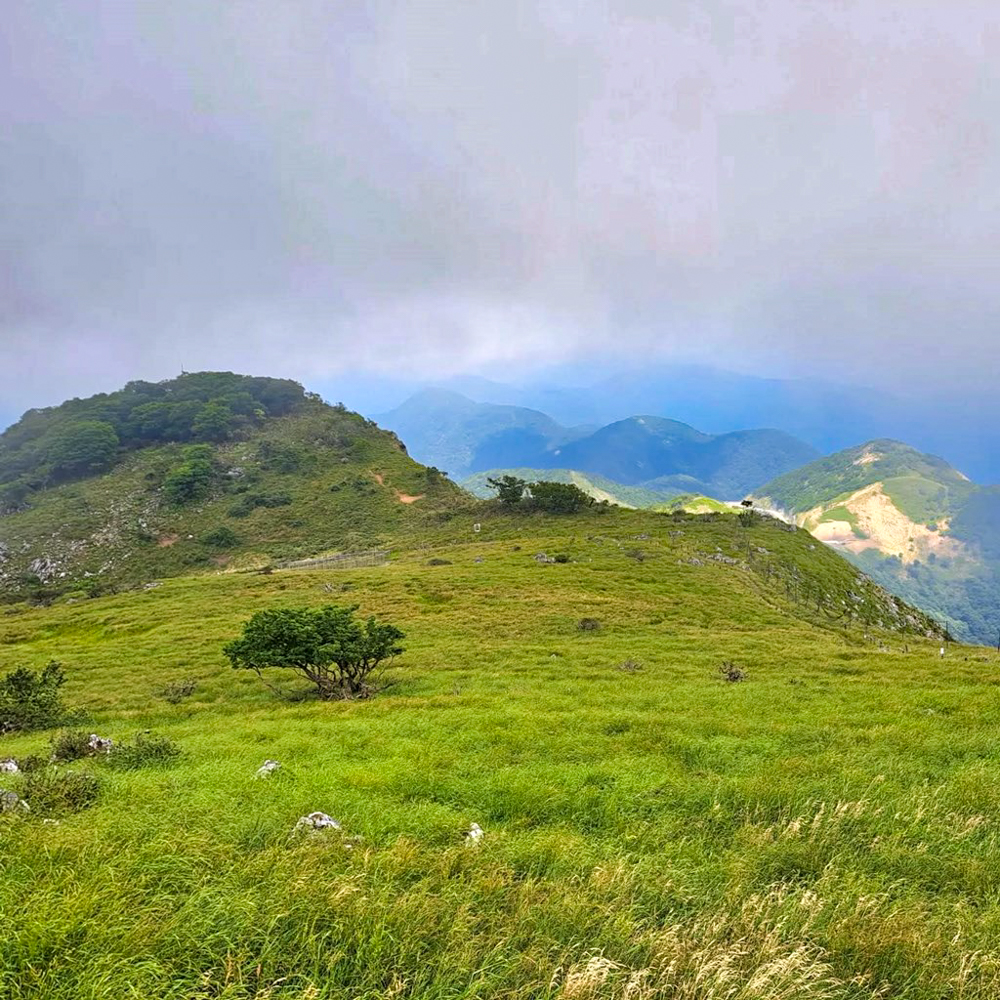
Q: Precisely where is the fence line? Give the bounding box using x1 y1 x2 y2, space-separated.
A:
276 549 389 571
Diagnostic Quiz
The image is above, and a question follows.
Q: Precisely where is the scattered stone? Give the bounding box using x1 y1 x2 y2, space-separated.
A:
143 581 162 591
465 822 484 845
0 759 19 774
88 734 114 754
0 789 28 813
534 553 555 563
255 759 281 778
474 556 484 564
293 812 342 837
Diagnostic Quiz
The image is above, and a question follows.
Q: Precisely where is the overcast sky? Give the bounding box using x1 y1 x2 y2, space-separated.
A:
2 0 998 414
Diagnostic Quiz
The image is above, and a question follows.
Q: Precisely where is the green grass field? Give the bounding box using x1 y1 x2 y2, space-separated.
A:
1 508 998 999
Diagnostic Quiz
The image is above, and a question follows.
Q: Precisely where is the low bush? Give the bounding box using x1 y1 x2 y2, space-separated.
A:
200 526 239 549
107 732 181 770
577 618 602 632
0 662 69 733
20 769 100 816
427 557 452 566
228 492 293 518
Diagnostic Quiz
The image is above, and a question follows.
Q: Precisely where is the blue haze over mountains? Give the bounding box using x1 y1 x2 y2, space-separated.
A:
341 363 999 486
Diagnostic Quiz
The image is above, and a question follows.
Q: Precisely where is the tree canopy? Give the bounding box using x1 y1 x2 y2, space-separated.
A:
223 604 405 700
0 372 310 502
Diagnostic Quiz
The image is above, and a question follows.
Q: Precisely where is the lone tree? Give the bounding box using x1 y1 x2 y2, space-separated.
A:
486 474 527 504
223 605 405 700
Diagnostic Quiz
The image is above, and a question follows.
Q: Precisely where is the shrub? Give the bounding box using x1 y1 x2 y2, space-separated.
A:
159 679 196 704
0 662 68 733
577 618 602 632
51 729 98 763
200 526 239 549
108 732 181 770
228 492 293 518
553 553 571 564
528 480 594 514
427 558 452 566
21 769 99 816
13 755 48 774
224 604 405 700
163 448 215 505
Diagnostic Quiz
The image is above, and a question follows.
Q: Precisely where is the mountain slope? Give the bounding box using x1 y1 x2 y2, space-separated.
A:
0 374 468 600
545 417 819 497
759 441 999 644
374 389 589 478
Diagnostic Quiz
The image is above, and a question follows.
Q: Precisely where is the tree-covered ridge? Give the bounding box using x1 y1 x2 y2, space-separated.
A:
0 372 310 507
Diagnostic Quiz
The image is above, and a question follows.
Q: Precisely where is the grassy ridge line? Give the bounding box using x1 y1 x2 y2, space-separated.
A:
2 510 987 998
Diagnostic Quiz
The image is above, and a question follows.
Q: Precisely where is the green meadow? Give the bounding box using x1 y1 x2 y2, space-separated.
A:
1 508 999 999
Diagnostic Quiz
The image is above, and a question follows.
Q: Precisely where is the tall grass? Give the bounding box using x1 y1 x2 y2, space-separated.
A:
0 511 996 997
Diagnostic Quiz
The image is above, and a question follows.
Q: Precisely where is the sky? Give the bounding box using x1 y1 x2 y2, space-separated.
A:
2 0 999 417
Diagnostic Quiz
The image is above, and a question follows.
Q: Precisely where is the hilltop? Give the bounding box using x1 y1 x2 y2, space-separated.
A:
759 440 1000 644
0 373 467 601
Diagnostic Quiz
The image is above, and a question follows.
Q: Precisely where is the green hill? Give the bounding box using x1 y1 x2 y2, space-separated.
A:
6 498 997 998
0 373 468 602
542 417 819 497
758 440 999 644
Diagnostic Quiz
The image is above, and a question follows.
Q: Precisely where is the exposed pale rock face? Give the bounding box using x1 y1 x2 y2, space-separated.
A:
465 822 484 845
0 759 19 774
255 760 281 778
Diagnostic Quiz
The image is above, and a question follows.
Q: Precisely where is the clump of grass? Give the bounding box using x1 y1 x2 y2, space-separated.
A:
20 769 99 816
51 729 100 763
616 658 643 673
719 660 747 682
159 679 196 704
107 732 180 771
577 617 602 632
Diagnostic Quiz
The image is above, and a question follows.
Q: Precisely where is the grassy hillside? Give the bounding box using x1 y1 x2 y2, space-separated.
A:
759 441 999 645
5 506 994 1000
0 379 469 602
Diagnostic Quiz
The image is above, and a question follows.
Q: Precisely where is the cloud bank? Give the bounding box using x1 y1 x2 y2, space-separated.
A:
2 0 998 411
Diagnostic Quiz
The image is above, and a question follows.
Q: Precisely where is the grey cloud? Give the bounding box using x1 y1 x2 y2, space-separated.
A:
1 0 998 412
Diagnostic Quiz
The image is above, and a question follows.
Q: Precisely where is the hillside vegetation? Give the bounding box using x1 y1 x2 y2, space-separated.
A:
759 440 1000 644
5 504 993 1000
0 374 467 602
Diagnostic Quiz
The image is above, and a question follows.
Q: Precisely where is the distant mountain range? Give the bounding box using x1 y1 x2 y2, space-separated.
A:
338 362 1000 484
377 390 818 499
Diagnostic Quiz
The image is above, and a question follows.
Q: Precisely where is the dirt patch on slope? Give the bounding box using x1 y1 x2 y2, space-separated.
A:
801 483 966 564
157 534 179 548
395 492 424 504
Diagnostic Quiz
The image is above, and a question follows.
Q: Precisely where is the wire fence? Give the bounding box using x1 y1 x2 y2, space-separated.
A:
276 549 389 571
